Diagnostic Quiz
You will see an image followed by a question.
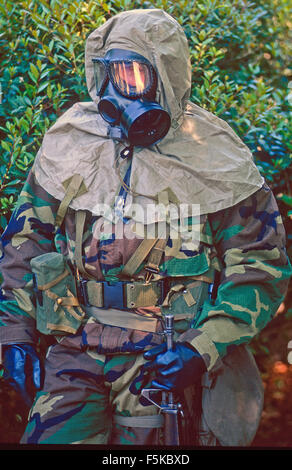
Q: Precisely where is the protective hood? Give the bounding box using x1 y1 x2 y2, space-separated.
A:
34 8 264 221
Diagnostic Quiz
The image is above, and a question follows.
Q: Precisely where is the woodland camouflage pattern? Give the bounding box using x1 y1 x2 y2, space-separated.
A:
0 168 291 444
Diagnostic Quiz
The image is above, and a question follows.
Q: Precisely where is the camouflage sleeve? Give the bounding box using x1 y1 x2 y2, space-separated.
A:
178 183 292 374
0 168 59 345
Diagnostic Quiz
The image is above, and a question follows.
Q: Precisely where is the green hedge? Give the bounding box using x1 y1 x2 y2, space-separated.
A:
0 0 291 258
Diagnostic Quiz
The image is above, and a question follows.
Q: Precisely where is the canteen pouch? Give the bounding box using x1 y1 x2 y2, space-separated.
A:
30 252 85 335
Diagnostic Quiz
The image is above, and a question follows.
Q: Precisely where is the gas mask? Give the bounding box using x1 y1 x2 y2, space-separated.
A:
92 49 171 147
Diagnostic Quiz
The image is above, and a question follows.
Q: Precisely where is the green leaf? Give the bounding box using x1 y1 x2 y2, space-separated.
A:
38 81 50 93
1 141 11 152
30 63 39 79
47 84 52 99
277 194 292 207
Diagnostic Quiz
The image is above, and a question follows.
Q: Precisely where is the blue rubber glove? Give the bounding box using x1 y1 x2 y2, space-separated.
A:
2 344 42 407
141 342 206 392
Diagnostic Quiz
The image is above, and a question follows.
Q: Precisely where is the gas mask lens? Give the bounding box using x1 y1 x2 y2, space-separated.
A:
110 61 152 97
93 60 107 97
93 58 153 98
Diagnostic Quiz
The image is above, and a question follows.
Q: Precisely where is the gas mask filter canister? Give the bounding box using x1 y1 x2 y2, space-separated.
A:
92 49 171 147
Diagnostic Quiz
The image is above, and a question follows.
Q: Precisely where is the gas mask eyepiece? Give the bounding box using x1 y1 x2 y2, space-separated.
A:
92 49 171 147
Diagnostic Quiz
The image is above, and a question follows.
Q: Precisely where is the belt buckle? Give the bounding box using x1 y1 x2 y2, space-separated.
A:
79 279 90 306
103 281 125 309
157 279 166 305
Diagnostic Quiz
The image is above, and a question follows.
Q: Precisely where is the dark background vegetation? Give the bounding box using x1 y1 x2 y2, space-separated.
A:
0 0 291 447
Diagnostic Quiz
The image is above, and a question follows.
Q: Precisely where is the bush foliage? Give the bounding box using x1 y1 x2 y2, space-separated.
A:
0 0 291 258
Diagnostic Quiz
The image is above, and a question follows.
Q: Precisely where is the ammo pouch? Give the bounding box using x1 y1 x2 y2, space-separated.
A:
31 252 85 336
161 276 212 336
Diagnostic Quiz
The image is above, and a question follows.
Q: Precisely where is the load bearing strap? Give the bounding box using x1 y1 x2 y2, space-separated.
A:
74 209 96 281
56 174 88 227
121 190 171 279
120 237 159 277
75 209 87 276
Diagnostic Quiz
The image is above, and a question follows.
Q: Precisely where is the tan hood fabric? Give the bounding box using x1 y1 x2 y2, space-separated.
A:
34 8 264 219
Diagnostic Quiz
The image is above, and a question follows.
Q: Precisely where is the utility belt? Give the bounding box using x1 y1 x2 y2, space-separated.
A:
78 274 213 312
79 276 166 335
81 274 213 335
30 206 214 337
78 278 165 311
30 251 214 337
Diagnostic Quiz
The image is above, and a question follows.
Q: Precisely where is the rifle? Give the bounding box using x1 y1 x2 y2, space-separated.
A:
141 313 185 445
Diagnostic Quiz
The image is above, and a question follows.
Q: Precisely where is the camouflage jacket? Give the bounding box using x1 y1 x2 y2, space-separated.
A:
0 167 291 375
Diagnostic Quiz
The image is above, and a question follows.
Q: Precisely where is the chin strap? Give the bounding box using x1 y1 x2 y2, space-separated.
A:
114 145 137 197
115 144 158 202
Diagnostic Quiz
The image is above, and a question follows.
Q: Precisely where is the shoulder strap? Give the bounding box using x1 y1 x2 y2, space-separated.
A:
144 235 169 275
55 174 87 227
121 190 171 279
74 210 87 277
120 237 159 278
74 209 97 280
54 174 92 278
144 190 170 278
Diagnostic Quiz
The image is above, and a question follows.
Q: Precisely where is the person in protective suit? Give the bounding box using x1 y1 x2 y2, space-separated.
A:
0 9 291 446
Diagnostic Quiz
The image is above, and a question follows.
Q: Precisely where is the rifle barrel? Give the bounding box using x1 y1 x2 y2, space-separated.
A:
164 314 175 405
141 313 184 445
